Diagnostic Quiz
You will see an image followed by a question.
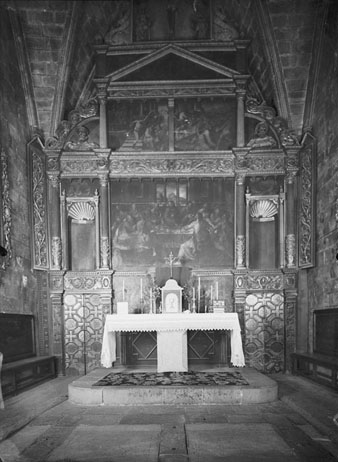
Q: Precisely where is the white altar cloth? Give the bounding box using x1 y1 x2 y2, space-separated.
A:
100 312 245 370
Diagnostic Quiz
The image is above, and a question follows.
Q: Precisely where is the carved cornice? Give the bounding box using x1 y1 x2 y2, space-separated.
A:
64 271 113 292
235 149 285 175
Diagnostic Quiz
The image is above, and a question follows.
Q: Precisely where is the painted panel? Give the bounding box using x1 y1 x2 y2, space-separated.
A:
110 178 234 268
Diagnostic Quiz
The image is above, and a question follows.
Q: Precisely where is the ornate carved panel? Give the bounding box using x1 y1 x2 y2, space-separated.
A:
298 132 316 268
64 293 111 375
245 292 284 373
28 138 49 269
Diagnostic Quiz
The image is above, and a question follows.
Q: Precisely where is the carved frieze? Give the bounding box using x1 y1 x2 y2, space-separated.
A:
286 234 296 268
51 236 62 270
108 85 234 99
61 158 100 175
64 271 113 292
109 155 234 176
234 271 283 290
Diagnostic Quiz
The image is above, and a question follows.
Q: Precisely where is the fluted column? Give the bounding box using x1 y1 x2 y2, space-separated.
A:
99 174 110 269
48 173 62 270
235 174 246 268
285 172 296 267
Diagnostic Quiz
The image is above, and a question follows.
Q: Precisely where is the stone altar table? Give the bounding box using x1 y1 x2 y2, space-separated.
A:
101 313 245 372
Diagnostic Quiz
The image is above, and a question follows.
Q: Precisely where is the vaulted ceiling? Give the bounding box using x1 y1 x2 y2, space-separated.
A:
5 0 330 140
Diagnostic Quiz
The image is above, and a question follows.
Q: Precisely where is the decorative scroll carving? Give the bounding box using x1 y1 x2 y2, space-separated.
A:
298 133 316 268
61 158 99 175
247 154 284 173
285 234 296 268
109 156 234 176
245 96 300 147
236 235 245 268
1 149 12 269
32 151 48 269
64 271 113 292
51 236 62 269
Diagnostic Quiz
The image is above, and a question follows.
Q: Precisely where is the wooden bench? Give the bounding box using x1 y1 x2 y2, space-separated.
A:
291 352 338 390
291 308 338 390
0 313 56 398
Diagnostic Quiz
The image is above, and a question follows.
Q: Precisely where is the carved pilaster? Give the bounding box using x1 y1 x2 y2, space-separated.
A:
284 293 297 372
285 234 296 268
236 90 245 147
100 236 110 269
50 291 65 376
98 94 107 149
1 148 12 269
236 235 246 268
235 173 246 268
51 236 62 270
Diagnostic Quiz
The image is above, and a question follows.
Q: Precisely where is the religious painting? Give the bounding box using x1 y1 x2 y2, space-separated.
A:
110 177 234 269
107 100 169 151
132 0 211 42
174 97 236 151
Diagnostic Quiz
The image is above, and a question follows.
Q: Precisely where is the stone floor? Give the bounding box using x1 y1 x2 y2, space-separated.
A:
0 371 338 462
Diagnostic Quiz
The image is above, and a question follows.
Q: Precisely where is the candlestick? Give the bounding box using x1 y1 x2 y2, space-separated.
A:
210 285 213 302
122 279 125 301
150 288 152 313
216 281 219 300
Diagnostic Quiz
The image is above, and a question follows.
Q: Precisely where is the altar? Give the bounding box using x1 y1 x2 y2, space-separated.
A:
101 313 245 372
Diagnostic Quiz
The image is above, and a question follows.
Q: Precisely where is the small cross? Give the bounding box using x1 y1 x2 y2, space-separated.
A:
164 251 178 278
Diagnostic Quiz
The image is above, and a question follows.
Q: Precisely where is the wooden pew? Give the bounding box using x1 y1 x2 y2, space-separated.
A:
0 313 56 397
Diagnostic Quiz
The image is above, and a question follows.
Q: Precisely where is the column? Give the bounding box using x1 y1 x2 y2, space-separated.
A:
235 174 246 268
236 90 245 147
168 97 175 151
285 172 296 267
99 95 108 149
48 173 62 270
99 174 110 269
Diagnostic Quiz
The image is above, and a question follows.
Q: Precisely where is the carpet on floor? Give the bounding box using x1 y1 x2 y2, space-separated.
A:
93 370 249 387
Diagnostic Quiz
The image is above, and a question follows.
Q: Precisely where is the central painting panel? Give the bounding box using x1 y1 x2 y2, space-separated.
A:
110 177 234 269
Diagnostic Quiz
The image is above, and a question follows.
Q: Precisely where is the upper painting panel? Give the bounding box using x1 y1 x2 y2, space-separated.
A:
107 97 237 152
103 0 239 46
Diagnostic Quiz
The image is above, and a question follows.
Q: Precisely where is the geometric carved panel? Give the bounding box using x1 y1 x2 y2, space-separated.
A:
64 293 110 376
245 292 284 373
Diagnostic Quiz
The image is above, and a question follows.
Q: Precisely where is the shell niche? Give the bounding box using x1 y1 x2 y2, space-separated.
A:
250 199 278 222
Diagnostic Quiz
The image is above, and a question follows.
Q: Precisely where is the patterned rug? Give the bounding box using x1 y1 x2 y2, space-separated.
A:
93 370 249 387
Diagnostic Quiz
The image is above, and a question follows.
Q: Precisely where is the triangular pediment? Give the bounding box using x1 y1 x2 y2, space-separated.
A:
107 45 240 83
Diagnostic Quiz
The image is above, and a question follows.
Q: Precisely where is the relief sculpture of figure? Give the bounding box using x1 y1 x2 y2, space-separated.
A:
65 126 99 151
246 121 277 149
135 2 152 41
213 2 239 41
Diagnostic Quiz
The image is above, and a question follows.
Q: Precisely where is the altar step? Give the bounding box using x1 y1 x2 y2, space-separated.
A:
68 367 278 406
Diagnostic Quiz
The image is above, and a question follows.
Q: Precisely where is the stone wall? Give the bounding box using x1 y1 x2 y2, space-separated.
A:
0 6 37 317
299 1 338 352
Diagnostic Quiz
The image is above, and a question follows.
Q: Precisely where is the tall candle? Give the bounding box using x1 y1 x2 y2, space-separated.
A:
192 287 195 300
216 281 219 300
122 279 125 301
210 285 213 302
198 277 201 311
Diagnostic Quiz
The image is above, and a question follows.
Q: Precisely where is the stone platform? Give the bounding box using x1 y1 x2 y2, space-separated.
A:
68 366 278 406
